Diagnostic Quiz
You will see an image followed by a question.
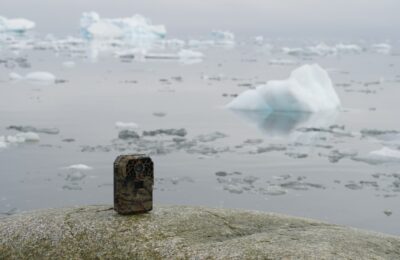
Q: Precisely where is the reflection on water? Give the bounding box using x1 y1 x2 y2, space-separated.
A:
230 109 338 141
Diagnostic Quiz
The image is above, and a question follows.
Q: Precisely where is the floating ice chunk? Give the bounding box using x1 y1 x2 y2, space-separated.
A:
254 36 264 45
26 72 56 83
63 164 93 171
115 121 139 130
308 43 337 56
370 147 400 159
62 61 76 68
335 43 362 54
353 147 400 165
371 43 392 55
0 140 7 149
178 49 204 59
0 132 40 148
269 59 298 66
211 30 235 46
9 71 56 84
80 12 166 42
15 132 40 142
0 16 35 33
227 64 341 113
9 72 23 81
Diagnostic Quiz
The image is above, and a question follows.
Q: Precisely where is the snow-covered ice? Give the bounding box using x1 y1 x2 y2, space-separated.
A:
9 71 56 84
115 121 139 130
227 64 341 113
0 132 40 149
370 147 400 160
63 164 93 171
80 12 166 43
0 16 35 33
371 43 392 55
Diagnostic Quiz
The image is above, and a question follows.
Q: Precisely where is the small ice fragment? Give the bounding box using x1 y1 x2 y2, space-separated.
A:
15 132 40 142
25 72 56 82
80 12 166 41
9 72 23 81
335 43 363 54
384 210 392 216
178 49 204 60
227 64 341 113
211 30 235 46
254 36 263 45
62 61 76 68
115 121 139 130
0 139 7 149
371 43 392 55
269 59 297 66
0 16 35 33
370 147 400 159
63 164 93 171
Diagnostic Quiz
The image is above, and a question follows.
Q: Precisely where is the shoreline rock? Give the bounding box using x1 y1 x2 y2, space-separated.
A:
1 205 399 259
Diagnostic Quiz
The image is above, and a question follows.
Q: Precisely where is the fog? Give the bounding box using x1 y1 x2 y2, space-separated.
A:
1 0 398 38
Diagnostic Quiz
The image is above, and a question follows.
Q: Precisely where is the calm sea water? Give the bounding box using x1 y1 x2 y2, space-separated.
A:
1 36 400 235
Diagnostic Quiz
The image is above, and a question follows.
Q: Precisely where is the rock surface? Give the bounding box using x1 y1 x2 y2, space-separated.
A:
1 205 399 259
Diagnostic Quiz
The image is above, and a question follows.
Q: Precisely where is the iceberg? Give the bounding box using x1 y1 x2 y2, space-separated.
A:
211 30 235 46
80 12 166 42
0 16 35 33
227 64 341 113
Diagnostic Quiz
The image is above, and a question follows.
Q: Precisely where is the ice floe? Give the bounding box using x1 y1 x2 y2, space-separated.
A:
115 121 139 130
211 30 235 46
80 11 166 43
63 164 93 171
371 43 392 55
227 64 341 113
353 147 400 165
9 71 56 84
0 132 40 149
7 125 60 135
0 16 35 33
282 43 363 57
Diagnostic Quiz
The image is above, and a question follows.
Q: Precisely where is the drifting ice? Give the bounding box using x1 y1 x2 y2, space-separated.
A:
80 12 166 41
227 64 341 113
9 71 56 84
0 132 40 149
63 164 93 171
0 16 35 33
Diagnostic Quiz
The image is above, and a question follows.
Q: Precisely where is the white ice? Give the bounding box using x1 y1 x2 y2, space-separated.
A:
371 43 392 55
0 16 35 33
0 132 40 149
9 71 56 84
63 164 93 171
370 147 400 160
80 12 166 43
282 43 363 57
211 30 235 46
227 64 341 113
115 121 139 130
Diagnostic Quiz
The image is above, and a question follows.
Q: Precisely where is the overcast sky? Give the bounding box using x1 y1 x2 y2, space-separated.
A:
1 0 398 39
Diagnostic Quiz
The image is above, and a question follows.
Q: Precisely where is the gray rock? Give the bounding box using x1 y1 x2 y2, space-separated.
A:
1 205 399 259
143 128 187 137
118 130 140 140
7 125 60 135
